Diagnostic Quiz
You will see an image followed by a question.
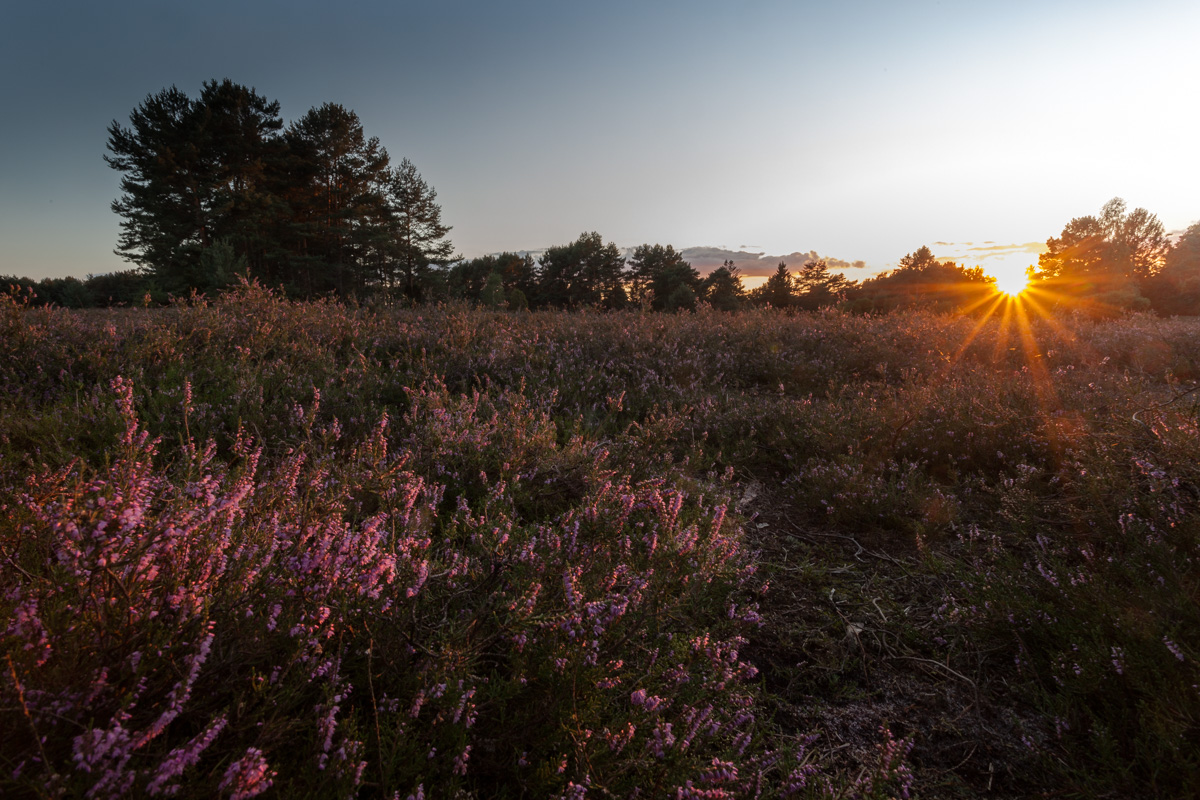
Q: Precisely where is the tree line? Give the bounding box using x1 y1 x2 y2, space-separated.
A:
439 200 1200 316
3 78 1198 315
8 216 1198 316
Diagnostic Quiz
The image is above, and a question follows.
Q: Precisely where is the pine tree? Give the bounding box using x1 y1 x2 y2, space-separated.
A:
284 103 392 296
537 233 626 309
793 260 853 310
106 82 285 294
756 262 796 309
628 244 700 310
701 261 747 311
106 86 212 289
197 80 287 284
386 158 455 301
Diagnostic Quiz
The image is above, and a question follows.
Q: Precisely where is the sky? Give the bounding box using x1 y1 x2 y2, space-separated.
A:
2 0 1198 286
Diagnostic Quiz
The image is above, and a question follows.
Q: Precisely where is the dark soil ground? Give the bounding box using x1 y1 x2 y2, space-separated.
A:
744 487 1054 798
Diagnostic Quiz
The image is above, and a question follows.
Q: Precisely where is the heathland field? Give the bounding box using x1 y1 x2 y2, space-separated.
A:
2 284 1198 798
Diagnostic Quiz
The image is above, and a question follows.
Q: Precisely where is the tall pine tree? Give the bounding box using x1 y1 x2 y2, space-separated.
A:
106 82 284 293
283 103 392 296
385 158 454 301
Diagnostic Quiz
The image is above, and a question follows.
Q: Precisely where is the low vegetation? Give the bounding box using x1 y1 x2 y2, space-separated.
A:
2 284 1198 798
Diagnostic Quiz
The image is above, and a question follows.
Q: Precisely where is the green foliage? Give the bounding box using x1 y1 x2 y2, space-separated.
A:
628 244 700 311
665 283 696 312
385 158 455 301
1144 221 1200 316
283 102 393 296
106 82 456 302
446 253 538 304
1035 198 1170 307
536 232 627 309
701 261 747 311
506 287 529 311
197 237 247 292
106 81 285 293
752 262 797 309
850 246 994 312
793 260 854 311
83 270 156 307
480 272 506 308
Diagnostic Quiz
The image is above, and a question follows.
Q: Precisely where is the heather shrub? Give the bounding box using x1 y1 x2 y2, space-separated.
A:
5 288 1199 797
943 394 1200 795
1 375 812 798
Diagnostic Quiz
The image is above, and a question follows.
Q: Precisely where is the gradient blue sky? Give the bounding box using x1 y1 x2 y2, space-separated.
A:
2 0 1197 283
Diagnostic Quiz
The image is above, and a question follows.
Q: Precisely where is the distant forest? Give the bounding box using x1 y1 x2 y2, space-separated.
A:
4 80 1199 316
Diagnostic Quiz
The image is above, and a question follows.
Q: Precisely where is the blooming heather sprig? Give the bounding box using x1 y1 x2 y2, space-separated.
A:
134 630 215 749
218 748 274 800
145 715 228 796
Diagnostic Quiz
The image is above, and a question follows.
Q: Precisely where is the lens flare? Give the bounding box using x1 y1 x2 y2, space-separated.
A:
995 272 1029 297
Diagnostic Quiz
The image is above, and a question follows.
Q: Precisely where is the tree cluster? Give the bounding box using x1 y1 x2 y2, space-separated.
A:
844 247 995 313
734 249 993 314
442 238 753 312
1034 198 1200 314
105 80 454 299
0 270 157 309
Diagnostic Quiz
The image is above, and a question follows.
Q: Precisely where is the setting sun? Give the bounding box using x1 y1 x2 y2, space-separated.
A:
994 271 1029 297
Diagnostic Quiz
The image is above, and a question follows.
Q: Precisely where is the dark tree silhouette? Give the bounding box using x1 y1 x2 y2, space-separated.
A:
753 262 797 309
109 82 459 300
447 253 537 303
850 246 994 312
386 158 455 301
106 81 285 293
793 259 854 310
284 103 392 296
1143 221 1200 315
628 244 700 310
536 232 627 309
700 261 747 311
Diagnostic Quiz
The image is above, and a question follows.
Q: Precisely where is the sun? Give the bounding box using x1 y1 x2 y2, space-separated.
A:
994 271 1029 297
973 253 1035 298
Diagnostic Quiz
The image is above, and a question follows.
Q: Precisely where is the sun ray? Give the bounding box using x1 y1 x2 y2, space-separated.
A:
992 293 1017 363
949 292 1008 365
959 289 1006 317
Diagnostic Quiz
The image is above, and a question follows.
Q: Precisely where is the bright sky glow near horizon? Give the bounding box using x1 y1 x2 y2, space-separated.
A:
2 0 1197 284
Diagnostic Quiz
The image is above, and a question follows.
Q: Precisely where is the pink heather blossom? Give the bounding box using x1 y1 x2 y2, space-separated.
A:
453 745 471 776
146 715 228 795
5 593 51 666
219 747 275 799
1165 636 1186 661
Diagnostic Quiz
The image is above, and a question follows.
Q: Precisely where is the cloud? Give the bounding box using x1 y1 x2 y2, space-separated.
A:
678 247 867 277
932 241 1046 266
964 241 1045 256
